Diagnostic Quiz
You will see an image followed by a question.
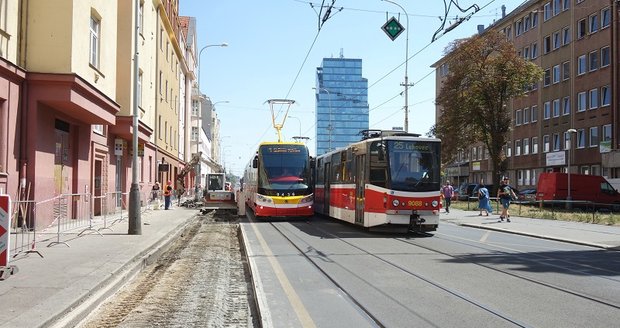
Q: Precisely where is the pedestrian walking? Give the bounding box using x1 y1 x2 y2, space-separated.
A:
151 181 160 201
441 181 454 213
164 180 173 210
478 184 493 216
497 176 517 222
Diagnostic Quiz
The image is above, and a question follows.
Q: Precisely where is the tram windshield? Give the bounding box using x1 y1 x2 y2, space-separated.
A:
387 140 441 192
258 144 311 196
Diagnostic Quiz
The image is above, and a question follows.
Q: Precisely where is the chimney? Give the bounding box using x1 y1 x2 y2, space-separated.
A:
477 24 485 34
502 5 506 18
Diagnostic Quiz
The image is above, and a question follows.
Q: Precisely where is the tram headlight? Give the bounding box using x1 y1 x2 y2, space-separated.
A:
257 195 273 204
431 200 439 207
392 199 400 207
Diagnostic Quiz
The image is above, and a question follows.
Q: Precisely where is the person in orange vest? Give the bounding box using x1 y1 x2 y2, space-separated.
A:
164 180 173 210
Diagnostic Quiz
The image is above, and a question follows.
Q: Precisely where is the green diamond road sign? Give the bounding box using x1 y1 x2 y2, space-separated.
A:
382 16 404 41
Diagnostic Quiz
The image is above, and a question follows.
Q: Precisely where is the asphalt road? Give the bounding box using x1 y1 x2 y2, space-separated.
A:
242 215 620 328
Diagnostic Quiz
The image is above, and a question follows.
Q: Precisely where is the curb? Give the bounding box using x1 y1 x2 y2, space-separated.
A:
458 223 615 250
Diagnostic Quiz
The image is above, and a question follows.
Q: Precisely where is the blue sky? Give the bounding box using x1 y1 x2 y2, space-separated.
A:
179 0 526 176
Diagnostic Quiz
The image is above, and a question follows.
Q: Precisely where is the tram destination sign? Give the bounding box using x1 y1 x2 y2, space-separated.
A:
382 16 404 41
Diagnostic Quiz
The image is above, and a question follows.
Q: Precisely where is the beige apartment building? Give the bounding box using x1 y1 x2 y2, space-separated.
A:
0 0 221 227
435 0 620 190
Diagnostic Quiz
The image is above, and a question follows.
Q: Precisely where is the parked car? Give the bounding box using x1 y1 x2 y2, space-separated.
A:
517 188 537 202
457 183 478 201
472 184 495 199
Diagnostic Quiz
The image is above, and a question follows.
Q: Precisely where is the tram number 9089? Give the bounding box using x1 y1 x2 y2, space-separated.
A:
407 200 423 207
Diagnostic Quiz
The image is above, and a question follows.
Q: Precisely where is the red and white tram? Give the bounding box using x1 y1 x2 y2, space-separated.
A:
314 130 441 233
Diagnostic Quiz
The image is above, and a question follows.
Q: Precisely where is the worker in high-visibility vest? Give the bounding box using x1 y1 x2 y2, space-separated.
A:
164 180 173 210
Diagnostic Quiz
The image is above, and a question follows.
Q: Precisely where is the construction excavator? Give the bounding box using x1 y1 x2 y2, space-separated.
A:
176 152 201 202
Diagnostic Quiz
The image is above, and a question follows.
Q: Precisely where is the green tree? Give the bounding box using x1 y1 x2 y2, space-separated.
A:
433 30 543 185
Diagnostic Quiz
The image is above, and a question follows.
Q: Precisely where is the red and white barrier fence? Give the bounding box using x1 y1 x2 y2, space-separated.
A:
1 194 18 280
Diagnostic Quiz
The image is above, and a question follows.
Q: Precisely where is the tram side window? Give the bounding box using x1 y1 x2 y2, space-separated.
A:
369 141 387 187
316 159 324 184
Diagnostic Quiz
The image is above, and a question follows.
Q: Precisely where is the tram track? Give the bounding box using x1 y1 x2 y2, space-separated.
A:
402 229 620 310
270 221 532 328
252 216 620 327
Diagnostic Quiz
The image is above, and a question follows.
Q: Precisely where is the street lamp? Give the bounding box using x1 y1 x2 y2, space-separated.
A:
197 43 228 89
128 0 141 234
566 128 577 209
313 87 333 151
288 115 302 136
194 43 227 199
382 0 411 132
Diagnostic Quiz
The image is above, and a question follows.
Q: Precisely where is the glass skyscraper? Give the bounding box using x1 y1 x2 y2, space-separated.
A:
315 57 369 155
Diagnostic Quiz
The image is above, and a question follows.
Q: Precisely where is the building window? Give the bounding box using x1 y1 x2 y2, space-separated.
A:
531 105 538 122
93 125 104 135
544 68 551 86
562 61 570 80
562 26 570 45
515 109 522 125
590 127 599 147
0 0 7 31
563 0 569 11
138 1 144 35
552 31 560 50
601 7 611 29
523 138 530 155
159 71 162 95
589 14 599 34
523 107 530 124
564 131 571 150
562 96 570 115
523 46 530 60
601 46 610 67
532 11 538 27
553 99 560 117
553 133 561 151
544 35 551 54
589 51 598 72
89 15 100 68
543 101 551 119
603 124 612 142
577 19 586 39
544 2 552 21
577 92 586 112
191 126 199 141
577 129 586 148
532 137 539 154
515 140 522 156
553 0 561 15
552 65 560 83
192 100 200 116
577 55 586 75
589 88 598 109
543 135 550 153
531 43 538 59
601 85 611 107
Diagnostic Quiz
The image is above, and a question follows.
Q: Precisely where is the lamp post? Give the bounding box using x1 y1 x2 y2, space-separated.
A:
195 43 227 199
566 128 577 209
288 115 302 136
382 0 411 132
128 0 141 235
313 87 333 151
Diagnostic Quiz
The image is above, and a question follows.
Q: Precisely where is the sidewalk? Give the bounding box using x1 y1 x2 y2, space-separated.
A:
0 205 197 328
441 208 620 250
1 206 619 328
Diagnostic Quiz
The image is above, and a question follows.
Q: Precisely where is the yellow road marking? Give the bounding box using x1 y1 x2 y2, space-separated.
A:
251 223 317 328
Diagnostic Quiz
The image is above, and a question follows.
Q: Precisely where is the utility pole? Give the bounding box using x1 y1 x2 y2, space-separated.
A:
128 0 141 235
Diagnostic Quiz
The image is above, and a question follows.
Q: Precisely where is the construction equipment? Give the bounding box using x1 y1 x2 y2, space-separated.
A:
201 172 238 214
176 152 201 200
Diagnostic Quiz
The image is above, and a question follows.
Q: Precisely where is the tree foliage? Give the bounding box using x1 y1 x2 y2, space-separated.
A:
433 29 543 183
